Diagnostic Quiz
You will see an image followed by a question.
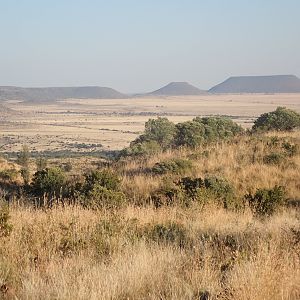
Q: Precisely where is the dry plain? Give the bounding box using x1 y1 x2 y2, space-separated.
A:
0 93 300 153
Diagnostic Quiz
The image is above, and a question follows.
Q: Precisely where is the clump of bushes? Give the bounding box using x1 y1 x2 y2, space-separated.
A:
179 176 237 208
151 175 237 209
253 107 300 132
151 158 193 175
245 186 286 216
120 116 243 157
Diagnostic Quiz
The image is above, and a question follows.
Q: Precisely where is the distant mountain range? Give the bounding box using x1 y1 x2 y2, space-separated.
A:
1 75 300 102
209 75 300 93
0 86 126 102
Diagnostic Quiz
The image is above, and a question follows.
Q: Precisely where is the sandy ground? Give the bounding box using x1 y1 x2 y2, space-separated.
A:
0 94 299 152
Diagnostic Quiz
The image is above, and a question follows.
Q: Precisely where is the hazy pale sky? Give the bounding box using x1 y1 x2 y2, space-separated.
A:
1 0 299 92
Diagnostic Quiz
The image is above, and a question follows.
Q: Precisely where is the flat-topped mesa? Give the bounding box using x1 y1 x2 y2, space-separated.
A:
209 75 300 93
0 86 127 102
147 82 207 96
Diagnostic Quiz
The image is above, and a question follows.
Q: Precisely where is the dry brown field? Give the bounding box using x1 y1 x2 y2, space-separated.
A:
0 94 299 153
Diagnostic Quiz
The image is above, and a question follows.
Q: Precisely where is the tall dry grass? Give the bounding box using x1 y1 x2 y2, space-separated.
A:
121 131 300 202
0 204 299 299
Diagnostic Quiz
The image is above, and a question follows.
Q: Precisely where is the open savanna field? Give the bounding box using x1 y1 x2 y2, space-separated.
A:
0 95 300 299
0 93 300 153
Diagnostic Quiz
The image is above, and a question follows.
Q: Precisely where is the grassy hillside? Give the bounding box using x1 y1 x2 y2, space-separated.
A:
1 115 300 299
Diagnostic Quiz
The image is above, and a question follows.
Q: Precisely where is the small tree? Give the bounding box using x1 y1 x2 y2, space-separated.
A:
253 107 300 132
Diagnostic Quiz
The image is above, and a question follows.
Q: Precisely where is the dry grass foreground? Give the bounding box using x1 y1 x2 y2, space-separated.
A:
0 204 299 300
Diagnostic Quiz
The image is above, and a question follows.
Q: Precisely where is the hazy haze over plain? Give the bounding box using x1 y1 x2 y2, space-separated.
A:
0 0 299 93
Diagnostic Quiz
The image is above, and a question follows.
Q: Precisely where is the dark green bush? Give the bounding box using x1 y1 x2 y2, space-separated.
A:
253 107 300 132
31 167 66 197
84 169 121 192
152 158 193 175
174 121 205 147
245 186 286 216
179 176 236 208
179 177 204 200
203 176 236 208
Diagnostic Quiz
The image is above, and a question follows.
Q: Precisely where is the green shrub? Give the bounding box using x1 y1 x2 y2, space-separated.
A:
120 140 161 157
31 167 66 197
174 121 205 147
179 177 204 199
203 176 236 208
179 176 237 208
84 169 121 192
152 158 193 175
83 184 126 210
245 186 286 216
144 117 176 149
253 107 300 132
193 116 243 141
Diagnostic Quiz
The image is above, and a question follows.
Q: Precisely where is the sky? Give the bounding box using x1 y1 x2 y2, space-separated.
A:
0 0 300 93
